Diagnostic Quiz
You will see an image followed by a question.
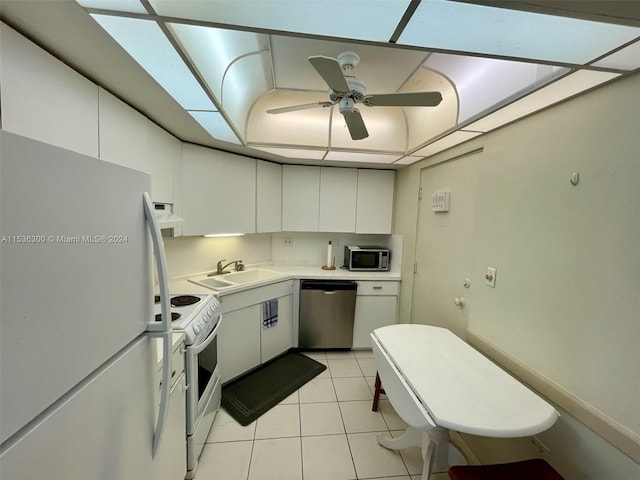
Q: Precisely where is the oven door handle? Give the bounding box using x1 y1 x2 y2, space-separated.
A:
192 316 222 356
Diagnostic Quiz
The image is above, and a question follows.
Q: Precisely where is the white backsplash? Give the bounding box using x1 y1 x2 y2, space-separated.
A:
272 232 401 271
163 232 403 279
163 234 273 278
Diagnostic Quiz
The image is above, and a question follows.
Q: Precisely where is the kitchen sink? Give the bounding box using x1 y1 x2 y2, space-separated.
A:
195 277 235 289
188 269 286 291
221 269 284 284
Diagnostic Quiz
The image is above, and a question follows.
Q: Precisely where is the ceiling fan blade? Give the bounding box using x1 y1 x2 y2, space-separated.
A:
363 91 443 107
266 102 332 114
342 109 369 140
308 55 350 94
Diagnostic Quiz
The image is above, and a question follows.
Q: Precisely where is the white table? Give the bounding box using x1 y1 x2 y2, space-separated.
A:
371 324 559 479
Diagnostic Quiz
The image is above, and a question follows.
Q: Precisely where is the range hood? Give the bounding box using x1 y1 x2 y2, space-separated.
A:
154 203 185 229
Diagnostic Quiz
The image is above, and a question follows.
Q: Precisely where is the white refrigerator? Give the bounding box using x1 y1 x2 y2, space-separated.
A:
0 131 176 479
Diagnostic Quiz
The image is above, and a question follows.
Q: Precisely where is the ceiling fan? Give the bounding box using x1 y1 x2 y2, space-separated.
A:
267 51 443 140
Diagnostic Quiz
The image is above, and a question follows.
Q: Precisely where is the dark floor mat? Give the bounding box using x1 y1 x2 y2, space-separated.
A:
221 351 326 426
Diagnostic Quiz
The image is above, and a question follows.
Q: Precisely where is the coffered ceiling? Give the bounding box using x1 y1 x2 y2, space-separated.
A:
1 1 638 169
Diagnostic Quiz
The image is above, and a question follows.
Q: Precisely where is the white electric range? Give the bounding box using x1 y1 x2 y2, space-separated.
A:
154 293 222 477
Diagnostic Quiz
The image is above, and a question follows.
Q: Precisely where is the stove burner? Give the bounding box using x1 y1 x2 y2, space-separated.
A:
155 312 181 322
154 295 161 304
171 295 201 307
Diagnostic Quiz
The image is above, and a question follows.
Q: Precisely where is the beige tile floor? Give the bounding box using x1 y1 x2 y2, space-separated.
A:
195 350 450 480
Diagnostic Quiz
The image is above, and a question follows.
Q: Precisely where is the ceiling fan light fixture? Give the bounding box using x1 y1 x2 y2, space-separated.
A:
339 97 355 115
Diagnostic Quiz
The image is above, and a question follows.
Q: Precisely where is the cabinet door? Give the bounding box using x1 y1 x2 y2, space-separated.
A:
218 305 261 383
282 165 320 231
1 24 99 157
99 89 177 204
256 160 282 233
153 373 187 480
261 295 293 363
182 144 256 235
319 167 357 232
352 296 398 348
356 169 395 234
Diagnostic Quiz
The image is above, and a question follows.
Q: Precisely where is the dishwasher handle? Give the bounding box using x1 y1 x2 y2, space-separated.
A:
301 280 357 291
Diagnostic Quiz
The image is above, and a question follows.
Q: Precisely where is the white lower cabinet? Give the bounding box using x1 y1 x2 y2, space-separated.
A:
153 337 187 480
218 281 294 383
261 294 293 363
352 281 399 349
218 304 262 384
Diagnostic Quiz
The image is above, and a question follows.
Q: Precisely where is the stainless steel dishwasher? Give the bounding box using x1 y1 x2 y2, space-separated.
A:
298 280 357 349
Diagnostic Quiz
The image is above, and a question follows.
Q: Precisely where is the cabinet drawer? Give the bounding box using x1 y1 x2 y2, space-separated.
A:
219 279 294 313
157 340 185 389
356 281 399 296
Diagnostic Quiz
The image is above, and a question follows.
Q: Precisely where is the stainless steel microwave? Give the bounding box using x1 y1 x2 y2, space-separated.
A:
344 246 390 271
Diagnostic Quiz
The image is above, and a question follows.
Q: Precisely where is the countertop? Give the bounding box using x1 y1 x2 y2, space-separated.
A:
167 263 401 296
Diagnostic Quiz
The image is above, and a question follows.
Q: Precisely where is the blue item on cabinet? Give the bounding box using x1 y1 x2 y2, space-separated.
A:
262 299 278 328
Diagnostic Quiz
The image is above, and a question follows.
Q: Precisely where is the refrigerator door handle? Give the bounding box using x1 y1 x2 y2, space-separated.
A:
143 192 170 334
143 192 172 456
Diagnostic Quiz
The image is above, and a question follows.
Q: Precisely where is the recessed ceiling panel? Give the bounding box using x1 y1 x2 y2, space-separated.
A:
466 70 620 133
77 0 147 14
269 35 429 93
92 14 215 110
189 111 241 145
251 147 326 160
399 0 640 65
220 53 273 139
169 23 270 101
330 107 406 151
424 54 568 124
399 66 458 149
409 130 481 160
149 0 411 42
592 40 640 71
324 151 401 163
248 90 332 147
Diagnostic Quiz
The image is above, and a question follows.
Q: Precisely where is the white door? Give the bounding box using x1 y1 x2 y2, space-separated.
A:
412 152 482 338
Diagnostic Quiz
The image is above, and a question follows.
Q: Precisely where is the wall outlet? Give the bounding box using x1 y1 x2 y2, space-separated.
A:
531 436 550 455
485 267 497 287
283 237 293 247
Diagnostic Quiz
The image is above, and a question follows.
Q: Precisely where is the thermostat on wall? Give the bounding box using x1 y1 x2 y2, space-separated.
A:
431 191 450 212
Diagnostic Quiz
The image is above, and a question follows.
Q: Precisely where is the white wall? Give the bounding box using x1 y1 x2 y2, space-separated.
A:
394 72 640 479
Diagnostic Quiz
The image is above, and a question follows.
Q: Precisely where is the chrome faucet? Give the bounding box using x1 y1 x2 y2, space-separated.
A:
213 259 244 275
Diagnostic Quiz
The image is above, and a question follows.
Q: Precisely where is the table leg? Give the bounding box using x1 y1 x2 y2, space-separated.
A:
376 425 458 479
376 426 423 450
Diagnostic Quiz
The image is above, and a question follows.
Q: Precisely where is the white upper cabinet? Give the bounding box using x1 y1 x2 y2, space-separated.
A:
282 165 320 232
0 24 99 157
145 121 181 204
256 160 282 233
181 145 256 235
98 89 177 203
356 169 395 234
282 165 394 233
319 167 358 232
